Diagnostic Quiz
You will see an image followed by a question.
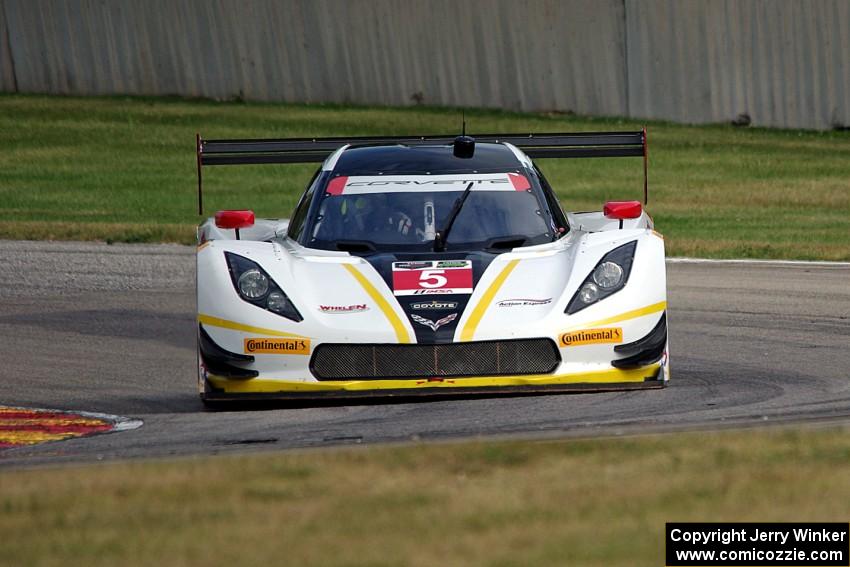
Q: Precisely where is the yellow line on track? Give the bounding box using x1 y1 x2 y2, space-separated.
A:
0 432 82 445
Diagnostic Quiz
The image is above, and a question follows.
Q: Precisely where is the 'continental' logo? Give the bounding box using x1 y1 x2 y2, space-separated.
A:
244 338 310 355
559 328 623 347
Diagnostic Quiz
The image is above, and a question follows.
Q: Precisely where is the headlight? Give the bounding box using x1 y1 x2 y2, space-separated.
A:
237 269 269 299
225 252 303 322
566 240 636 314
266 291 289 313
578 282 600 303
592 261 624 289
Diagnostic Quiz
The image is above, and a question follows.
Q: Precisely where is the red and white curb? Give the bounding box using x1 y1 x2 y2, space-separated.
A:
0 406 142 449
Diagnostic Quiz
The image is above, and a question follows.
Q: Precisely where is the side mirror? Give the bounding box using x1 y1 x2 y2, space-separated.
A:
214 210 255 239
603 201 642 220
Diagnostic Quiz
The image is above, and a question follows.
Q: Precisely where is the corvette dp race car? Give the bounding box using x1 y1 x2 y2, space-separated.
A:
195 131 668 403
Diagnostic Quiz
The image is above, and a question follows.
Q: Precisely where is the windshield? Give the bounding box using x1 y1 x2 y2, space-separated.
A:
306 172 556 252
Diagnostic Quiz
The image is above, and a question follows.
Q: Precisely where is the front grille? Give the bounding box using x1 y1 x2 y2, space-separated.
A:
310 339 560 380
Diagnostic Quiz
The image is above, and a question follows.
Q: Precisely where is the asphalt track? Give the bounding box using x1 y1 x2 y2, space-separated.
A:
0 240 848 468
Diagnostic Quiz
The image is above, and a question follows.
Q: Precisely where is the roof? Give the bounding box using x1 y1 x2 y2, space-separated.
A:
331 143 524 176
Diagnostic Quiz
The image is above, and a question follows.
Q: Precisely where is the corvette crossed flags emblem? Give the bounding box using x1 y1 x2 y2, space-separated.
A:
410 313 458 331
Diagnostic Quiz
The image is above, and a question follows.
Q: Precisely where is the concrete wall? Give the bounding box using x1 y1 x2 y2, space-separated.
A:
1 0 847 130
0 1 15 92
626 0 850 130
0 0 627 117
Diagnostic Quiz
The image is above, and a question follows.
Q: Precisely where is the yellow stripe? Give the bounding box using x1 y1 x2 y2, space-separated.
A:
563 301 667 332
343 263 411 343
0 432 81 444
208 363 660 393
0 418 105 427
460 259 520 341
198 314 307 339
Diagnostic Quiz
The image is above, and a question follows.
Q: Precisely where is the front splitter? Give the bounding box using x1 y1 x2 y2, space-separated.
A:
204 363 664 402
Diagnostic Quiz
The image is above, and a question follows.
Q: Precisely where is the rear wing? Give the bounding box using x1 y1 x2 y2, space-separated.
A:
196 129 648 215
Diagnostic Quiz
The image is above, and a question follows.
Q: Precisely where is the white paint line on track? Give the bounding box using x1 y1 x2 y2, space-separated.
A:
667 257 850 267
112 420 145 431
78 410 144 431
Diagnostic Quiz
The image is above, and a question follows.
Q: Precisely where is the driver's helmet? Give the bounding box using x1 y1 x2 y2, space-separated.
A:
344 193 412 235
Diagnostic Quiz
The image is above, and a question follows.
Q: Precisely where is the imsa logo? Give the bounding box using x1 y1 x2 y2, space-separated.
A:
559 328 623 347
244 338 311 355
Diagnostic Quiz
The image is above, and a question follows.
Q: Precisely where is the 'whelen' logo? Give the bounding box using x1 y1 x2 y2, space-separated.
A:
318 304 369 314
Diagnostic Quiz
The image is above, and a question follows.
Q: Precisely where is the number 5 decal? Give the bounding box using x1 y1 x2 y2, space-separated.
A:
419 269 447 288
391 260 473 296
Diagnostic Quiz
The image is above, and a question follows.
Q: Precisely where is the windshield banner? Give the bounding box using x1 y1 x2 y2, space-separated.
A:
328 173 530 195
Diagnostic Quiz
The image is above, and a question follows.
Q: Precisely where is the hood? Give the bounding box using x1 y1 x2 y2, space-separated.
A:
360 251 496 343
278 241 576 344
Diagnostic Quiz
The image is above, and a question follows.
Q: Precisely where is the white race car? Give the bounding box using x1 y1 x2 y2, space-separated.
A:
195 131 668 404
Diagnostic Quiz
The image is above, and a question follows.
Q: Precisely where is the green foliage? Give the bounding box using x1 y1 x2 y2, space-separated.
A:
1 427 849 566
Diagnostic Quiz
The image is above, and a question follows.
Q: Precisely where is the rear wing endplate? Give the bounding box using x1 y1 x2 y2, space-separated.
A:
196 129 648 215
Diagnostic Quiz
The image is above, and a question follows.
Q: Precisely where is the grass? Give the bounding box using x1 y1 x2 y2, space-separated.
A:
1 426 848 566
0 94 849 259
